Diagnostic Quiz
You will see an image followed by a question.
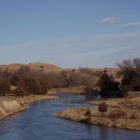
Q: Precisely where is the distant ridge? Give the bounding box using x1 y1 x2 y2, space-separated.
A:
0 63 119 76
0 63 63 72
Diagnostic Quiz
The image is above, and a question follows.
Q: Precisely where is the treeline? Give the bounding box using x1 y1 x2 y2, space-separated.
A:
0 66 50 96
46 68 98 88
117 58 140 92
97 58 140 98
0 66 98 96
0 58 139 97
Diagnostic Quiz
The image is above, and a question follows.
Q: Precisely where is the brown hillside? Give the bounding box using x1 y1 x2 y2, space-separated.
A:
0 63 62 72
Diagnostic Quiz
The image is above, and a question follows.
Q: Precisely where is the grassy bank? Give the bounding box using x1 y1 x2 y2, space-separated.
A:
0 95 58 120
56 92 140 131
48 86 84 95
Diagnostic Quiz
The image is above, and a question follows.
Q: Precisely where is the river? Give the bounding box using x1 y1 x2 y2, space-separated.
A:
0 94 139 140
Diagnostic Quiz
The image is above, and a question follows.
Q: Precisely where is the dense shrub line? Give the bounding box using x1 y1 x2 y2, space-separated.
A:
0 58 139 97
97 58 140 98
0 66 98 96
0 66 51 96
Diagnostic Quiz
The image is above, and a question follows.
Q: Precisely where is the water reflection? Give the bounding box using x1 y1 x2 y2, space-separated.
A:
98 127 110 140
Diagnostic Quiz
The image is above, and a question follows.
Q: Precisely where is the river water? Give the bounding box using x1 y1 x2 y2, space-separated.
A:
0 94 139 140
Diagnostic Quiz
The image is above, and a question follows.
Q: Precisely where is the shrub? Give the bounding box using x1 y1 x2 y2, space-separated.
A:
98 73 122 98
10 66 31 86
39 80 48 95
84 110 91 116
120 70 140 91
10 75 19 86
24 78 41 95
0 80 11 95
129 111 137 119
13 85 27 96
84 86 99 96
98 102 108 114
117 58 140 92
108 109 126 120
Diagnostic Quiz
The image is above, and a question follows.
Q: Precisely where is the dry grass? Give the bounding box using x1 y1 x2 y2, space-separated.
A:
0 95 58 120
129 111 138 119
0 63 62 72
56 92 140 130
49 86 84 95
108 109 127 120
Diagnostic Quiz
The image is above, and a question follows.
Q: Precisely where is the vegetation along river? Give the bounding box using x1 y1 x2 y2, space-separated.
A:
0 94 140 140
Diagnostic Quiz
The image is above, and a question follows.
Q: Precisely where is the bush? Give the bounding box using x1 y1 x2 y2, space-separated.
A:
0 80 11 95
129 111 137 119
13 85 27 96
24 78 41 95
39 80 48 95
120 70 140 91
0 65 52 96
84 86 99 96
98 102 108 114
108 109 126 120
10 75 19 86
117 58 140 92
98 73 122 98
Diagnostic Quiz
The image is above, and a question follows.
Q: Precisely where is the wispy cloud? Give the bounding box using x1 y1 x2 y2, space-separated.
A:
0 31 140 67
123 21 140 27
100 16 118 24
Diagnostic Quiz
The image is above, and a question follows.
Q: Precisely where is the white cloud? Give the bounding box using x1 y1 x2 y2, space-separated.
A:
123 22 140 27
100 16 118 24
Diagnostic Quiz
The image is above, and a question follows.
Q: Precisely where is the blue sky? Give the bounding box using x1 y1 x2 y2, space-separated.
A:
0 0 140 67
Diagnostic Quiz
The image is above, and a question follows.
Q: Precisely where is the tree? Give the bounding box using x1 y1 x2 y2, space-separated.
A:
117 58 140 92
24 78 41 95
39 80 48 95
98 73 121 98
98 102 108 115
0 80 11 95
84 86 99 96
13 84 27 96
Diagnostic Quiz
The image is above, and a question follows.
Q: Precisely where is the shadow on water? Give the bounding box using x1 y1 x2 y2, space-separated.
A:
0 93 139 140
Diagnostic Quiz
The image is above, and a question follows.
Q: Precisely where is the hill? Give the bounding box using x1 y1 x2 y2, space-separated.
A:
0 63 63 73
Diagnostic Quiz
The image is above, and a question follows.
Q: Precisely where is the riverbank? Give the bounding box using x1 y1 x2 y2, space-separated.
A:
0 95 58 120
0 85 83 121
56 92 140 131
48 86 84 95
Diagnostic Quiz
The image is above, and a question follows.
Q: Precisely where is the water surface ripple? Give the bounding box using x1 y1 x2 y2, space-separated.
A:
0 94 139 140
